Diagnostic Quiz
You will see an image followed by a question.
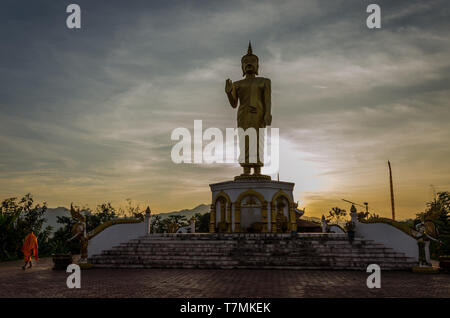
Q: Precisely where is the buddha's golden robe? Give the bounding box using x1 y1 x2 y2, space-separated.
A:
233 77 271 166
234 77 271 129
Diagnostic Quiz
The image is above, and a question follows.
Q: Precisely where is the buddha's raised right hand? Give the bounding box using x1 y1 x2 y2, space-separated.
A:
225 79 233 94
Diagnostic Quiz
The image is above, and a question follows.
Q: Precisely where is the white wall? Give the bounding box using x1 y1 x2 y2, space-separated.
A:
355 221 419 261
329 225 345 234
88 216 149 258
240 206 262 230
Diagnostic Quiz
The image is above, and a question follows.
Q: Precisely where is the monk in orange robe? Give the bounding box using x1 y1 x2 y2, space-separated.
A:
22 231 38 270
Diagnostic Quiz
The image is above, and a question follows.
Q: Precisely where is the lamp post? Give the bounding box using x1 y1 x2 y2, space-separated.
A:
145 206 152 234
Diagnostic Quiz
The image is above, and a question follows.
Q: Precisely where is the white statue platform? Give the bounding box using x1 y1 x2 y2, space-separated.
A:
209 178 298 233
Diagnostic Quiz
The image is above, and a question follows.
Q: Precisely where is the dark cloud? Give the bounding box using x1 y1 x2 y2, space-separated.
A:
0 0 449 217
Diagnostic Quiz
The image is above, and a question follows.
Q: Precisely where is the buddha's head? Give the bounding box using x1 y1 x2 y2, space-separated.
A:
241 42 259 76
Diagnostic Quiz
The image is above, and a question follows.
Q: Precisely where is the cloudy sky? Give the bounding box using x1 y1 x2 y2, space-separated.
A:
1 0 449 219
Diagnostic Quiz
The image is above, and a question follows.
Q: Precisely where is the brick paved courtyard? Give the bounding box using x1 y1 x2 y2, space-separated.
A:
1 257 449 298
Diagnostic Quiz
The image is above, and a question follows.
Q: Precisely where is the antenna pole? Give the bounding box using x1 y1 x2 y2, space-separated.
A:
388 161 396 220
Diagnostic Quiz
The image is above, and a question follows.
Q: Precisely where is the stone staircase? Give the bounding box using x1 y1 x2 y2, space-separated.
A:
89 233 417 270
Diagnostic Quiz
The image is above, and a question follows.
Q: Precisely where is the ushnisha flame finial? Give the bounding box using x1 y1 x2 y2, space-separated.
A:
241 41 258 63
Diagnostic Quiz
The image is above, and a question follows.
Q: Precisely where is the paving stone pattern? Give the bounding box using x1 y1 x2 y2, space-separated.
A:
1 257 449 298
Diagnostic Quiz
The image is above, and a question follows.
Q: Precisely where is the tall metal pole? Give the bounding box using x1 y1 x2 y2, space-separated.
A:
388 161 395 221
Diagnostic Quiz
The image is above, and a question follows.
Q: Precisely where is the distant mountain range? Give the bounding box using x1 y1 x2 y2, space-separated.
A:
43 207 71 234
42 204 211 235
152 204 210 220
301 216 322 223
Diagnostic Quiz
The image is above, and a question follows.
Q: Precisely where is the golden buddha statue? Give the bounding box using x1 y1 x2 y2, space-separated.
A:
225 42 272 178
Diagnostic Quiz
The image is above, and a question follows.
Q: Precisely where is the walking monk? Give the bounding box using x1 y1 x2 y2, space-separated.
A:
21 230 38 270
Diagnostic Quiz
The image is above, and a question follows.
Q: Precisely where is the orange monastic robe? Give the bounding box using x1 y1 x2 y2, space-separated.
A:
22 233 38 262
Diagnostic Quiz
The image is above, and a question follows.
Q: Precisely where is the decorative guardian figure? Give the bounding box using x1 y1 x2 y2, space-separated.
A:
69 203 88 263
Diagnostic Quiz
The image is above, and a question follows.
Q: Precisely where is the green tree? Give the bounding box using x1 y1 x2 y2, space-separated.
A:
164 215 188 233
150 215 165 233
326 207 347 224
418 191 450 257
195 212 210 233
357 211 370 221
87 202 117 231
49 215 80 254
0 194 52 260
0 205 21 260
50 202 119 255
122 198 144 220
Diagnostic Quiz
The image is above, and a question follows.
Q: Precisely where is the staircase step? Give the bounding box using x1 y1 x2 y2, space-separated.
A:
90 234 417 270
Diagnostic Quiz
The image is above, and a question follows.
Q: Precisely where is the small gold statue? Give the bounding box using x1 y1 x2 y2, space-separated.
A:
225 42 272 177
